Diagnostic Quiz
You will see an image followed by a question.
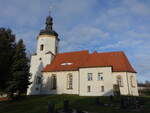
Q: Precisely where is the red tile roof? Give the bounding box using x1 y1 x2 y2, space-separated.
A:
43 50 136 73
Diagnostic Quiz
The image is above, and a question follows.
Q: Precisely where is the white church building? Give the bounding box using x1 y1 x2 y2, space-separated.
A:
27 15 139 96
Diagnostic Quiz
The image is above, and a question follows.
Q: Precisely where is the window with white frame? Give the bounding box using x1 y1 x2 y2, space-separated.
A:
87 85 91 92
98 73 103 80
67 73 73 89
88 73 93 81
117 76 123 87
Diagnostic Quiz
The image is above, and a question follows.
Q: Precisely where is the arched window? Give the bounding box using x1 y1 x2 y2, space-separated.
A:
51 75 56 89
130 76 135 87
40 44 44 51
67 73 73 89
117 76 123 87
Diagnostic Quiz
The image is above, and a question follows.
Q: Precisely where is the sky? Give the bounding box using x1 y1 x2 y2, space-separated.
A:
0 0 150 82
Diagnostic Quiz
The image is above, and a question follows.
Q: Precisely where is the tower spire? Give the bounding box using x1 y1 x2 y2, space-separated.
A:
45 15 53 30
39 9 58 37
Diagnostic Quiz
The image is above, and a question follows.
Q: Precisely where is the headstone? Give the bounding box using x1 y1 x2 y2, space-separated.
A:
64 100 69 112
48 101 55 113
95 97 100 105
96 97 105 106
76 109 84 113
120 97 127 109
110 95 113 102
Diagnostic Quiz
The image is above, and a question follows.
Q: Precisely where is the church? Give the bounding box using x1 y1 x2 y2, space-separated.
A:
27 15 139 96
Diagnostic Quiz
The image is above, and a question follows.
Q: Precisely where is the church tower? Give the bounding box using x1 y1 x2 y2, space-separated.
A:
37 15 59 55
27 15 59 95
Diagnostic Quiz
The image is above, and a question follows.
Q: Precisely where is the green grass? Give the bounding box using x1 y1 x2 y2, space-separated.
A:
0 95 150 113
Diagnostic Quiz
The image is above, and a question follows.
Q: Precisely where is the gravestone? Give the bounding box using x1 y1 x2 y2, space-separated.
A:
120 97 127 109
64 100 69 112
95 97 100 105
95 97 104 106
110 95 113 102
48 101 55 113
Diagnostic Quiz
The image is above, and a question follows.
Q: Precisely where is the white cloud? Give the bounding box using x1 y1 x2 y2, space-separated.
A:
123 0 150 16
60 26 109 52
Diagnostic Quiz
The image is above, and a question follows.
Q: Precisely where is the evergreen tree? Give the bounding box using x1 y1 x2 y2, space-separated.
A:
0 28 31 98
0 28 16 93
8 39 31 96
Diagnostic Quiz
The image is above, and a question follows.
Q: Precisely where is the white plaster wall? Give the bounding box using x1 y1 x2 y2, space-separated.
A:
127 72 139 96
42 71 79 95
27 35 58 95
79 67 113 96
27 53 52 95
112 72 139 96
112 72 129 95
37 35 58 55
27 55 40 95
41 68 138 96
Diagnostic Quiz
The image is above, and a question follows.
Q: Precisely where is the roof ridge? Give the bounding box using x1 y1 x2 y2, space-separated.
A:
96 51 124 54
58 50 89 55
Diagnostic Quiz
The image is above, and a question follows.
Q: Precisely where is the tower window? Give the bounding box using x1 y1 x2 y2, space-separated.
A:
40 44 44 51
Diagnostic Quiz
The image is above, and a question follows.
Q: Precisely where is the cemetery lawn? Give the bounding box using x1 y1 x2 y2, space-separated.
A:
0 95 150 113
